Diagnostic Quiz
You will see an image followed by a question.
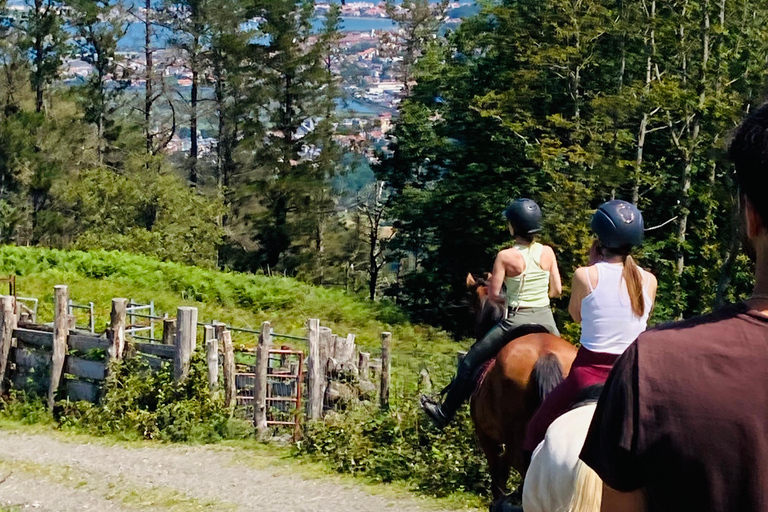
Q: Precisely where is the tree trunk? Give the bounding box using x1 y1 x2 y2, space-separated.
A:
189 38 199 186
33 0 44 113
145 0 153 155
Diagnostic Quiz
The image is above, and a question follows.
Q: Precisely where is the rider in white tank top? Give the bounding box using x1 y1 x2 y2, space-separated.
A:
579 262 652 355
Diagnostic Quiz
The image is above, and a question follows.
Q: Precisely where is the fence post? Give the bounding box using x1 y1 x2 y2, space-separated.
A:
380 331 391 411
254 321 272 436
0 296 16 394
419 369 432 393
174 307 198 381
305 318 322 420
162 318 176 345
49 285 69 410
358 352 370 381
221 329 236 407
108 298 127 360
204 325 218 396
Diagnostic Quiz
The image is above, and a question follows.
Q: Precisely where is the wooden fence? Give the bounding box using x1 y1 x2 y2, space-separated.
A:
0 284 393 437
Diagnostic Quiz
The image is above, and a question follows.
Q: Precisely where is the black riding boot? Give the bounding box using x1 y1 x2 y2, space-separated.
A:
420 369 476 428
421 323 551 429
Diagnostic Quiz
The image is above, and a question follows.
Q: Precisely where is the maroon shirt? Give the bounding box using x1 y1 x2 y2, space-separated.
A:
580 303 768 512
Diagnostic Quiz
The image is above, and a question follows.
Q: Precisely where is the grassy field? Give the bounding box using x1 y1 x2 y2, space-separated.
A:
0 246 495 503
0 246 464 389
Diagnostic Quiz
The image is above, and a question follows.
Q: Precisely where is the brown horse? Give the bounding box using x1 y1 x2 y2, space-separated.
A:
466 273 577 500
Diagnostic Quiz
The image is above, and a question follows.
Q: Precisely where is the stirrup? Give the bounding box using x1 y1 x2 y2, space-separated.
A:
420 395 449 429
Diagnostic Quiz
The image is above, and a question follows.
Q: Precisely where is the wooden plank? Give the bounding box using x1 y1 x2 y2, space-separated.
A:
13 347 49 368
253 321 272 436
236 373 255 389
204 325 218 395
50 285 69 410
139 353 167 370
65 356 106 381
66 379 99 403
358 352 371 381
108 298 127 360
380 331 391 411
0 296 17 393
17 323 53 333
305 319 322 420
162 318 176 346
222 330 236 408
135 342 175 359
68 334 110 352
174 307 197 381
14 328 53 349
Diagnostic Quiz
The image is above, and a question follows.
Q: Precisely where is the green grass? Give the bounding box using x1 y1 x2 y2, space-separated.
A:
0 245 467 386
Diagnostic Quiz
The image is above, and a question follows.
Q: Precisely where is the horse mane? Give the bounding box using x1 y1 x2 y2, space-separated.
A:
468 274 506 340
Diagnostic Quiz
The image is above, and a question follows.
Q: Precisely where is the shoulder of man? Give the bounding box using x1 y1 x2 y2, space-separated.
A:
637 303 746 346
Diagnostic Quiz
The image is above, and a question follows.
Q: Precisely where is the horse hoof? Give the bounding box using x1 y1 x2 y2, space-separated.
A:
489 496 523 512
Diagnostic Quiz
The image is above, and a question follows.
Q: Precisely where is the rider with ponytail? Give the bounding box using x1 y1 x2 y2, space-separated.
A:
421 198 562 429
522 199 657 457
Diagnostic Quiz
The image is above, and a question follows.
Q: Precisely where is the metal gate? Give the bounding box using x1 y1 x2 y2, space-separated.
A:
265 349 303 438
237 348 304 438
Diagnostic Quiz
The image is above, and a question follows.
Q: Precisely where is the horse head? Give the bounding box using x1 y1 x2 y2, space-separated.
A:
466 272 505 341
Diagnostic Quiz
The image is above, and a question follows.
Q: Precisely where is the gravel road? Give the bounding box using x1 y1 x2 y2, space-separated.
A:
0 430 477 512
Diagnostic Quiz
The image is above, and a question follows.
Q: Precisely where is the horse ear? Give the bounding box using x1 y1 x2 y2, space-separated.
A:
466 273 476 288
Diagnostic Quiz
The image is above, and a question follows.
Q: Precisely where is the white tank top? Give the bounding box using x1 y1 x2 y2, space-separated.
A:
579 262 651 355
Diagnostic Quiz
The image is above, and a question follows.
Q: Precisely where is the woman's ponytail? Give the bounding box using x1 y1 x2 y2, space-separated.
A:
623 255 645 317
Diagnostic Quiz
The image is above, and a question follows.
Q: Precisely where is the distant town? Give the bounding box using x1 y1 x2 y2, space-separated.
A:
12 0 474 163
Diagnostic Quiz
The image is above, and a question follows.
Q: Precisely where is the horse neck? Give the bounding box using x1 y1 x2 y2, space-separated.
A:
476 299 504 340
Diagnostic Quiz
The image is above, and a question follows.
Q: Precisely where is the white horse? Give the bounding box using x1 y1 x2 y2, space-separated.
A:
522 402 603 512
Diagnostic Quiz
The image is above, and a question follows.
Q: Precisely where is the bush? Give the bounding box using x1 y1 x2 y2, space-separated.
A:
298 395 499 497
56 351 253 443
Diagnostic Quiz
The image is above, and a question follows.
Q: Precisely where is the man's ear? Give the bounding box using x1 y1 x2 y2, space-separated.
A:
744 196 763 239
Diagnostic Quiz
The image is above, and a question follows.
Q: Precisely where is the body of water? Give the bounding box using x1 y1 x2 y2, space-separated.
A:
118 16 396 51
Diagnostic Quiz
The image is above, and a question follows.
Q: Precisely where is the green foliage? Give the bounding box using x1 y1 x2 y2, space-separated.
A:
378 0 762 333
46 156 223 267
0 246 465 388
58 352 252 442
0 391 52 425
299 398 496 497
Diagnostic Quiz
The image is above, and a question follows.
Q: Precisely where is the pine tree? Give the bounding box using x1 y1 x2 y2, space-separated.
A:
242 0 342 277
67 0 128 165
21 0 67 113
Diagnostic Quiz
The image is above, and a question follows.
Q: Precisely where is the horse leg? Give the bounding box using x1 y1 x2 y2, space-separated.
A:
478 431 511 500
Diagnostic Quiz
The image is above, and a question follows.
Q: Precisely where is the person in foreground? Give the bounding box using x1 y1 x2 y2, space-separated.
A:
421 198 562 428
522 199 657 456
580 103 768 512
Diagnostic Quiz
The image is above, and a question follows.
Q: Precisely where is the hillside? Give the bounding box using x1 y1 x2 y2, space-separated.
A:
0 246 463 387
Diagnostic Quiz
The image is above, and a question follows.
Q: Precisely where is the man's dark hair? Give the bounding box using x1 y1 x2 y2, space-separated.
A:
728 103 768 228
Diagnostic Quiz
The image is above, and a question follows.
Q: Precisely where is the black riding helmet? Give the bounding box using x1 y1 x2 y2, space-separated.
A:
504 198 542 235
591 200 644 250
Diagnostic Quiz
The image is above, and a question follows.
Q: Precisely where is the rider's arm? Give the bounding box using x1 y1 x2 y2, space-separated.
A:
646 272 658 316
568 267 589 323
487 252 508 304
601 485 648 512
488 250 523 304
544 246 563 298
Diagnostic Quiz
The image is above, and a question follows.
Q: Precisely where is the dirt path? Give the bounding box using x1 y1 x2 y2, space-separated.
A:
0 429 477 512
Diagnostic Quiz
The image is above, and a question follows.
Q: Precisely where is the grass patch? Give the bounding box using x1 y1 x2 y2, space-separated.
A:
0 245 467 385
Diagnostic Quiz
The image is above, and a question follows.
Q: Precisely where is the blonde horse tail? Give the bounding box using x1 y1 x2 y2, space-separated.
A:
566 459 602 512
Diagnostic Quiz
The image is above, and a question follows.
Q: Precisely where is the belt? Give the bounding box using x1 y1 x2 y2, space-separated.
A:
509 306 550 312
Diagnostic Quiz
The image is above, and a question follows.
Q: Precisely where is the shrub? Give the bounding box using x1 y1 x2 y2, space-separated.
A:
299 395 499 497
56 351 252 443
